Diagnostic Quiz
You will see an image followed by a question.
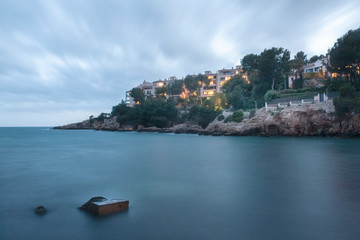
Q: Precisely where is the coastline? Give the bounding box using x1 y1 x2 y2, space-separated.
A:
54 101 360 137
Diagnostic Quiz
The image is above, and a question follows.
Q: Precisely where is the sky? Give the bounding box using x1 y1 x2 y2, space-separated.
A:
0 0 359 126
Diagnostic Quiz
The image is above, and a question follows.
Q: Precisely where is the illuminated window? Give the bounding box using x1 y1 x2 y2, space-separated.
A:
180 92 186 99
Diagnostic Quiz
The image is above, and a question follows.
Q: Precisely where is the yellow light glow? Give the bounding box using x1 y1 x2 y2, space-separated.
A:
198 81 202 85
209 81 214 85
225 77 231 81
235 70 239 74
203 91 208 95
193 92 197 96
158 82 164 87
208 90 214 95
208 76 213 80
136 101 140 105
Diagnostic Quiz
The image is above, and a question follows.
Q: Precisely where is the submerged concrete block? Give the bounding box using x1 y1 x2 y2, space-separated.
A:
80 196 129 216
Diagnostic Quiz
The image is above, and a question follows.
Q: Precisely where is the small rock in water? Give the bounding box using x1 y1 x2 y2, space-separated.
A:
80 196 129 216
35 206 46 215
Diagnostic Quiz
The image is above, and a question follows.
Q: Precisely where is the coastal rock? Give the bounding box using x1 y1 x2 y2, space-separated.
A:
54 118 133 131
172 122 205 134
54 101 360 137
54 119 92 130
137 122 205 134
205 101 359 137
35 206 46 215
80 196 129 216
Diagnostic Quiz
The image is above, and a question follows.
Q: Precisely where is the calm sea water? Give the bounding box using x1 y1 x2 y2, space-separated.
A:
1 127 360 240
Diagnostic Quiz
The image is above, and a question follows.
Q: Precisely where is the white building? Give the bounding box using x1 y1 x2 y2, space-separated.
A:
288 55 331 89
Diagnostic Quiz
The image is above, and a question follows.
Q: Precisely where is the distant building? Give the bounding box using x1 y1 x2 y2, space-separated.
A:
126 78 172 106
288 53 331 89
200 65 243 98
200 71 217 97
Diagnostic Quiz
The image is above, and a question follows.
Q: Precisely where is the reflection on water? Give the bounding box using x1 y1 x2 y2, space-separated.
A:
0 128 360 240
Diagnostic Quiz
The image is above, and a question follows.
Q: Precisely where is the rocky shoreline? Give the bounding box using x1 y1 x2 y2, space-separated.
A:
54 101 360 137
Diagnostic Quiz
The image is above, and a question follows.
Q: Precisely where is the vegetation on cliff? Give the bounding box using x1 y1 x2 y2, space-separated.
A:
89 27 360 130
333 82 360 117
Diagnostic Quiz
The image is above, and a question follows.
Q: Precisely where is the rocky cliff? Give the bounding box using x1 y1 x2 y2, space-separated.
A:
54 101 360 137
205 101 360 137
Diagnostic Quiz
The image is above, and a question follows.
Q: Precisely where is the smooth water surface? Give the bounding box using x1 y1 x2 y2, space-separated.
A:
1 128 360 240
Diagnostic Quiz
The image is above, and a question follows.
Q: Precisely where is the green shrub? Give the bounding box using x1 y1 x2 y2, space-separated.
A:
149 116 168 128
188 105 220 128
224 110 244 123
333 97 358 117
264 90 280 102
333 82 360 117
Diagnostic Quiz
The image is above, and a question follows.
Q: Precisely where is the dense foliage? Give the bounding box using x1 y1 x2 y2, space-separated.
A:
224 110 244 123
130 88 145 104
188 105 221 128
240 47 291 103
264 90 280 102
330 27 360 89
333 82 360 117
110 98 178 128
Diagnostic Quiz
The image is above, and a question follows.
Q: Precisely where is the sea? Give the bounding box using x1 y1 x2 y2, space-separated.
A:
1 127 360 240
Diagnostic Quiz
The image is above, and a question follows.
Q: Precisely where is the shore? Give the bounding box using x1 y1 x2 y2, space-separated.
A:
54 101 360 137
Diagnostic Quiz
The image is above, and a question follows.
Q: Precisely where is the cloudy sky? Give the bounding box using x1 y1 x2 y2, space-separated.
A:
1 0 359 126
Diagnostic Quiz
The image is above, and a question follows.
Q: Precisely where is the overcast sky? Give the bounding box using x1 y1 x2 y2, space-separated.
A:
1 0 359 126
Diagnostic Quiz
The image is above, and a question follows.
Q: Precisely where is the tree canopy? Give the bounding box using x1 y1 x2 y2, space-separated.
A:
130 88 145 104
330 27 360 87
241 47 290 100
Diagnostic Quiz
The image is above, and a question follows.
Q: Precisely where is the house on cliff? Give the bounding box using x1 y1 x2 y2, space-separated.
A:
288 52 332 89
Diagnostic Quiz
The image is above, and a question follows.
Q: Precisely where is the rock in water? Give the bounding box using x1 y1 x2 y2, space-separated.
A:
80 196 129 216
35 206 46 215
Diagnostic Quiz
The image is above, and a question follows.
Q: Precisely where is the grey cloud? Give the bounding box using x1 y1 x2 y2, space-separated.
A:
0 0 359 126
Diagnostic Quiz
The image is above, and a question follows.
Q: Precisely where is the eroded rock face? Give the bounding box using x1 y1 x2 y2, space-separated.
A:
205 101 360 137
